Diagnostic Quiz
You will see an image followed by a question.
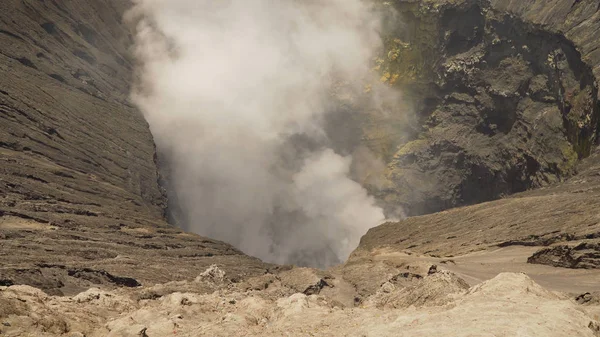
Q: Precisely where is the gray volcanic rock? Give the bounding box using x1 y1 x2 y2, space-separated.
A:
528 242 600 269
365 0 600 216
0 0 273 295
349 146 600 283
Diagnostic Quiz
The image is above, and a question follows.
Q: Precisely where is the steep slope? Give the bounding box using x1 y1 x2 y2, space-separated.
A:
358 147 600 257
0 0 272 296
344 145 600 300
361 0 600 216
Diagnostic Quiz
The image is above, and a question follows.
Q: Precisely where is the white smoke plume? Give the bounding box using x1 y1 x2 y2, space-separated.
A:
128 0 389 267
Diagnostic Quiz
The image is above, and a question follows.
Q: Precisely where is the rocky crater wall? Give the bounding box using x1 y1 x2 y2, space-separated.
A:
364 0 600 216
0 0 273 295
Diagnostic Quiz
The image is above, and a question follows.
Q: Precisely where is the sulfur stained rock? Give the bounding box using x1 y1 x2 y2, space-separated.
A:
364 0 600 217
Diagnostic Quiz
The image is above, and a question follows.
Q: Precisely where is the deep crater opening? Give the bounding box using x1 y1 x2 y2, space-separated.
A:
145 0 599 269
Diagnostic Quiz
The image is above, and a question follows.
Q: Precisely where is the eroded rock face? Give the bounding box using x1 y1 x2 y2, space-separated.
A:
0 0 165 220
0 0 273 295
366 0 600 216
528 242 600 269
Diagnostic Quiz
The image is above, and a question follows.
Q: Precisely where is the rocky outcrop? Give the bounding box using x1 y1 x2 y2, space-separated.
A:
528 242 600 269
361 0 600 216
0 0 273 295
365 269 470 309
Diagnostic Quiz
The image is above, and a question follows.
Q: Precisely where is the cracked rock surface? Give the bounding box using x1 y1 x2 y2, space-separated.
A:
366 0 600 216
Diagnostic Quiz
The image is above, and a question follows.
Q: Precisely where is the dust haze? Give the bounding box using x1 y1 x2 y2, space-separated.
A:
128 0 397 267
